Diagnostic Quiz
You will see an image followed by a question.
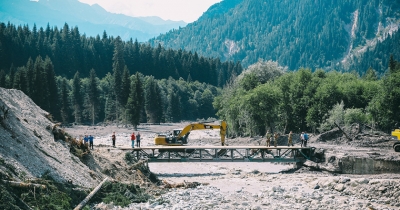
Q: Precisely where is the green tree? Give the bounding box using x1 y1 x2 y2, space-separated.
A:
112 36 125 122
72 71 83 123
60 78 71 124
88 68 99 125
145 77 163 123
6 63 15 88
389 54 398 74
0 69 5 88
43 56 59 120
121 66 131 107
363 67 377 81
166 91 181 122
126 72 144 129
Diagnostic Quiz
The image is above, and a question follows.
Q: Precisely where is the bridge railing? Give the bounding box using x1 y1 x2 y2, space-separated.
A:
120 146 314 163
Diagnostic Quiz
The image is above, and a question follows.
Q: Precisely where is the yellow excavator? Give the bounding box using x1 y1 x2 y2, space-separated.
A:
392 129 400 152
154 121 227 146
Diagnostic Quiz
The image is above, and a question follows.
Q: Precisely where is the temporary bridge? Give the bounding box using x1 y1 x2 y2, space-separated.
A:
119 146 315 163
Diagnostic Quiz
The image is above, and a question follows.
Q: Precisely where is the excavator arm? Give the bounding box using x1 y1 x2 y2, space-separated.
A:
176 121 227 145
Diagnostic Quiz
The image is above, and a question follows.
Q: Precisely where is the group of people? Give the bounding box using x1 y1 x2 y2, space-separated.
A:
300 131 309 147
265 131 309 147
265 131 280 147
130 132 141 148
110 131 141 148
83 135 94 150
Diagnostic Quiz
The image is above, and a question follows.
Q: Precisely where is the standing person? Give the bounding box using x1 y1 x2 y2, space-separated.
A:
300 132 305 147
111 132 116 148
89 135 94 150
288 131 293 146
274 132 279 147
266 131 271 147
131 132 136 148
304 132 309 147
84 135 89 149
136 132 141 147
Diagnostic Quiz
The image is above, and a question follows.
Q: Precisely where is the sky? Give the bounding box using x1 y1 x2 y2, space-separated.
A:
78 0 222 23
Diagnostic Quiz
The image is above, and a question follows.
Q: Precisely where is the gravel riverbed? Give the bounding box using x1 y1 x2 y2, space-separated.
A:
94 162 400 210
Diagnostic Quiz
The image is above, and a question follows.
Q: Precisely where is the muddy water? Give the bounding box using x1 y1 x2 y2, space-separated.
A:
339 156 400 174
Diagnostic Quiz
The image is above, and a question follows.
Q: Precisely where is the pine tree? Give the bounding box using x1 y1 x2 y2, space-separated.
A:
43 56 59 119
72 71 83 124
166 92 181 122
26 57 34 98
60 78 70 124
126 72 144 130
112 36 125 123
32 56 47 108
121 66 130 107
145 77 163 123
13 67 27 94
7 63 15 88
88 68 99 125
389 54 397 74
0 69 5 88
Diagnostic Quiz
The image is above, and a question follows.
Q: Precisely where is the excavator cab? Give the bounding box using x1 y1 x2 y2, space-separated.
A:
392 129 400 152
173 129 181 136
154 129 189 145
154 121 226 146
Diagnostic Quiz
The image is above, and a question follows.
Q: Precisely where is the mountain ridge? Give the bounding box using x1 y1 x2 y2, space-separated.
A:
0 0 186 41
149 0 400 75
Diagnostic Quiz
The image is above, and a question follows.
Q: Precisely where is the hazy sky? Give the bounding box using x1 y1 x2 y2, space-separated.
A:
78 0 222 23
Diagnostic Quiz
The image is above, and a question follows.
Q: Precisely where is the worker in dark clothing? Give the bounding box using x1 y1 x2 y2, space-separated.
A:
131 132 136 148
111 132 116 148
303 132 309 147
84 135 89 149
136 132 141 147
89 135 94 150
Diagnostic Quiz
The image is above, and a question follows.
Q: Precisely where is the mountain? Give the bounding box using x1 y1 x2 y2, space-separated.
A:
149 0 400 75
0 0 186 41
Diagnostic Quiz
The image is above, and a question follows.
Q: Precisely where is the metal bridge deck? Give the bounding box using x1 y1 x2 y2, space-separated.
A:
118 146 314 163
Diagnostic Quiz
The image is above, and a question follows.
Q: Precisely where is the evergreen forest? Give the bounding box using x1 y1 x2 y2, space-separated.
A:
0 22 243 125
149 0 400 75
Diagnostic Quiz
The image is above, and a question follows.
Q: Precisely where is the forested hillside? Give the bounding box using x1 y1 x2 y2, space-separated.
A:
149 0 400 75
0 22 242 86
0 22 239 124
214 58 400 137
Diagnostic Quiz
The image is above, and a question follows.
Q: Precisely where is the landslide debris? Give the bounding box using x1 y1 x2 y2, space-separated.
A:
0 88 163 209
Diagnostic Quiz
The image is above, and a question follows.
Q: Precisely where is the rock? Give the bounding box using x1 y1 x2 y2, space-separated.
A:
340 177 351 183
251 205 263 210
314 184 320 189
335 184 345 192
368 179 380 185
378 187 387 192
